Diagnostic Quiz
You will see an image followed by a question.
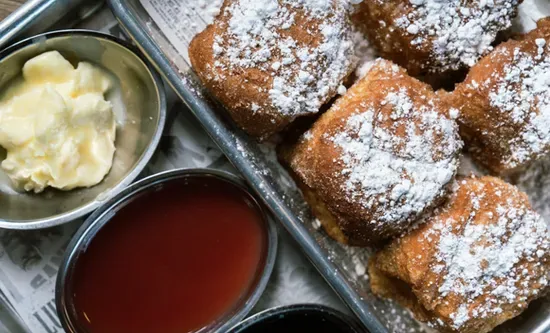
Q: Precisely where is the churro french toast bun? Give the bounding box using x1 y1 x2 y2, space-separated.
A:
448 18 550 175
369 175 550 333
189 0 356 140
283 59 462 246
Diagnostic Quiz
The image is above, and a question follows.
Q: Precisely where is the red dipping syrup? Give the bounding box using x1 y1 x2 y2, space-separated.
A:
70 177 267 333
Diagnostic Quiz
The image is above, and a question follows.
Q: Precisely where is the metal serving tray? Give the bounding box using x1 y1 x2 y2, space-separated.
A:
0 0 547 332
108 1 550 333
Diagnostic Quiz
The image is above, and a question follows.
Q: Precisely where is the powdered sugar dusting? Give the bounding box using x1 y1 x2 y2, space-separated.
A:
517 155 550 222
211 0 355 117
195 0 224 24
425 178 550 329
331 87 461 227
352 30 377 79
392 0 520 72
487 42 550 167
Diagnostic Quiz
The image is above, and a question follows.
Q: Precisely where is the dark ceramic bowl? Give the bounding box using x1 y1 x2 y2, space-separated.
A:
228 304 367 333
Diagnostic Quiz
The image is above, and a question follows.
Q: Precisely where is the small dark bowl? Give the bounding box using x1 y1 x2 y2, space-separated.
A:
228 304 367 333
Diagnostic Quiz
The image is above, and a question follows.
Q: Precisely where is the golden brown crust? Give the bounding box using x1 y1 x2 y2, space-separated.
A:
368 260 433 323
518 17 550 41
295 176 350 245
278 139 351 245
352 2 426 75
283 59 462 246
189 14 288 138
448 18 550 175
370 176 550 333
353 1 522 76
189 0 355 139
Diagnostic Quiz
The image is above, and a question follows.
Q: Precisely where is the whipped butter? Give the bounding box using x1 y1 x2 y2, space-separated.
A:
0 51 116 193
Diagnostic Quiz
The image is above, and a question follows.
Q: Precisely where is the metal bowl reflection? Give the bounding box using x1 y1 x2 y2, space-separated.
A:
0 30 166 229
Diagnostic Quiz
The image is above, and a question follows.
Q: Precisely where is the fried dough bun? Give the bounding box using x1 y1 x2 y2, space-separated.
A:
281 59 462 246
353 0 522 76
189 0 356 139
448 18 550 175
369 176 550 333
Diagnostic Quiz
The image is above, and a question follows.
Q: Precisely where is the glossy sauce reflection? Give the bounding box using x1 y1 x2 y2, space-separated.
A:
71 177 266 333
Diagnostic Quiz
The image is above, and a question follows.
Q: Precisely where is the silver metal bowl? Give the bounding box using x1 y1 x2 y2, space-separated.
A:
56 168 278 333
0 30 166 229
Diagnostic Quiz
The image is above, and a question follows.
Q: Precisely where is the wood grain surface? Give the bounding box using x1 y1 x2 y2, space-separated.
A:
0 0 24 21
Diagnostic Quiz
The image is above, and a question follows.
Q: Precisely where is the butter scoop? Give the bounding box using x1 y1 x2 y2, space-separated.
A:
0 51 116 193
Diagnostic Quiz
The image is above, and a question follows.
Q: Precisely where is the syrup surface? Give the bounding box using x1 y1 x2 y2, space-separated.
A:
71 177 266 333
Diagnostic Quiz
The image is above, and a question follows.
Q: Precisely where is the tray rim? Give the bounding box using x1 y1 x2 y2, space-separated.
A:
107 1 389 332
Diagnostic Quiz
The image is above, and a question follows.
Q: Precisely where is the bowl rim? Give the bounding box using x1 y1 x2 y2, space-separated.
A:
0 29 167 229
228 303 366 333
55 167 279 333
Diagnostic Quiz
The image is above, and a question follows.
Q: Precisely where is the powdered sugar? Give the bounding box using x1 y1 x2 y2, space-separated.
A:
513 0 550 33
516 154 550 222
331 87 461 226
426 179 550 329
392 0 520 72
487 42 550 167
195 0 224 24
352 30 377 79
211 0 355 117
